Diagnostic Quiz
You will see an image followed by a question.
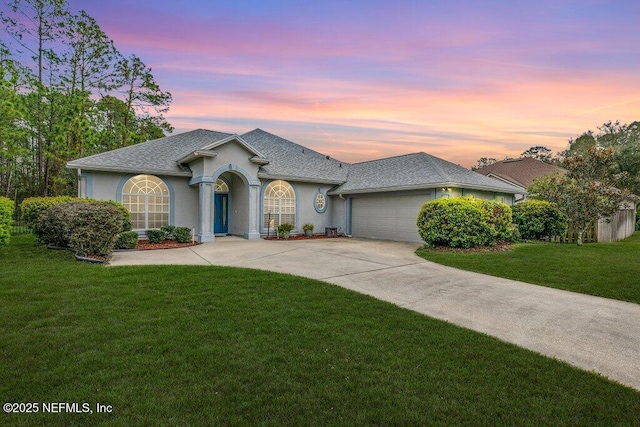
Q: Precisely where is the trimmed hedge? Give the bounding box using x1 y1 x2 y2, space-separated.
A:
34 200 126 257
0 196 14 248
115 231 139 249
512 200 568 241
21 196 75 227
146 229 165 244
172 227 192 243
416 198 515 248
65 202 125 257
160 225 176 240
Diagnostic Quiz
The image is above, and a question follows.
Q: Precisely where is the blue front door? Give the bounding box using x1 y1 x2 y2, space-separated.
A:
214 193 229 234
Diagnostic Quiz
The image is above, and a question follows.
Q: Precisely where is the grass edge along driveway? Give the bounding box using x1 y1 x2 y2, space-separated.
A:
417 232 640 305
1 235 639 425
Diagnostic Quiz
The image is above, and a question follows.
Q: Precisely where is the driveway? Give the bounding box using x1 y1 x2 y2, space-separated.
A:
109 236 640 391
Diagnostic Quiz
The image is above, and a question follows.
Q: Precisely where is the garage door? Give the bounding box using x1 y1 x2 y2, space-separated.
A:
351 193 431 243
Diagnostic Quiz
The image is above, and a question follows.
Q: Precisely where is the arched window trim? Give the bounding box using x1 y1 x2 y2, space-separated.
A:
117 174 174 230
215 178 229 193
261 180 297 231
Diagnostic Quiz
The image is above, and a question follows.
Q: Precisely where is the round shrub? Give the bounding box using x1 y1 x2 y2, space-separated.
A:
480 200 515 242
65 202 125 257
115 231 139 249
417 198 496 248
21 196 75 228
512 200 568 240
0 196 14 248
35 203 77 247
172 226 193 243
146 229 165 243
161 225 176 240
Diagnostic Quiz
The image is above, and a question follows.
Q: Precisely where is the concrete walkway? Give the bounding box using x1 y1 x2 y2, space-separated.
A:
109 237 640 391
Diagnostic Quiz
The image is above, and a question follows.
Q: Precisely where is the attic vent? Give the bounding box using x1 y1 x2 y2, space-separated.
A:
326 155 330 159
302 149 305 154
339 163 342 167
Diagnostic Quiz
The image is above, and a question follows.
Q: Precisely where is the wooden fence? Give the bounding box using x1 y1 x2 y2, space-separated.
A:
553 204 637 244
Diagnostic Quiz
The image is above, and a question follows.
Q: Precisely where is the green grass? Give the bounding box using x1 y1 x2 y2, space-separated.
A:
1 235 639 425
416 232 640 304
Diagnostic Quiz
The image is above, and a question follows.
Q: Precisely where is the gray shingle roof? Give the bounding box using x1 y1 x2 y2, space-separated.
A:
240 129 349 183
67 128 520 195
330 152 523 194
66 129 233 176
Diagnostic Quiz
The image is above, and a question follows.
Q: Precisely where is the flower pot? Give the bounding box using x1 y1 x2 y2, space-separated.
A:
281 231 290 239
304 229 313 237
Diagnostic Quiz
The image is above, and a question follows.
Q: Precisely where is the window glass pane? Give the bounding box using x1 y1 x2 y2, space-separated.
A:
121 175 170 229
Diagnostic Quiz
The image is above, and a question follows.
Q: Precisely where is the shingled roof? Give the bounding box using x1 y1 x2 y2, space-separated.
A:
330 152 523 194
66 129 233 176
474 157 566 189
240 129 348 184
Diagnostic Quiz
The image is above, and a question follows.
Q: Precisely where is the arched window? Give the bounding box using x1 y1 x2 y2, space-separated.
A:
263 180 295 229
122 174 169 230
215 178 229 193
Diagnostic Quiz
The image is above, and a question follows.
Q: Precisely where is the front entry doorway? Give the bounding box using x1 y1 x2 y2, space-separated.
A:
214 193 229 234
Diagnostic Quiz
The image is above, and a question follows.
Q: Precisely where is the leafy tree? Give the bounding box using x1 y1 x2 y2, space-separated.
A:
472 157 497 170
521 146 553 163
528 147 631 245
563 121 640 195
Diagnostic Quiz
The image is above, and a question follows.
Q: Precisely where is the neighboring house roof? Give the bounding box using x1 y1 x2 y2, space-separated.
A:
240 129 349 184
474 157 566 190
66 129 234 176
330 152 523 195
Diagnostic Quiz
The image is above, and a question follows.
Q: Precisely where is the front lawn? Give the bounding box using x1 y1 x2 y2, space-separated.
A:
416 232 640 304
1 235 639 425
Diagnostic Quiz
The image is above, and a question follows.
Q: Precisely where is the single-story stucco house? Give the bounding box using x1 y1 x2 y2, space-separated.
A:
66 128 523 243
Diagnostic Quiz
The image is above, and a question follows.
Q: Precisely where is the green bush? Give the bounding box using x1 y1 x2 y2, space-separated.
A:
35 203 76 247
65 202 125 257
512 200 568 240
480 200 515 242
35 200 125 257
0 197 14 248
636 209 639 231
416 198 515 248
161 225 176 240
96 200 132 232
146 229 165 243
115 231 139 249
21 196 75 227
172 227 192 243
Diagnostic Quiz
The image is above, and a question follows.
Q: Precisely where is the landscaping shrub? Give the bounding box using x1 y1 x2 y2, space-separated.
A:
480 200 515 242
161 225 176 240
0 196 13 248
146 229 165 243
417 198 497 248
35 203 76 247
512 200 568 241
172 227 192 243
20 196 75 227
115 231 139 249
636 209 640 231
65 202 125 257
96 200 132 232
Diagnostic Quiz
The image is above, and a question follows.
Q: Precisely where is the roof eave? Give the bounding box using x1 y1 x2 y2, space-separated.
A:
177 150 218 164
65 163 192 177
329 182 523 196
258 172 345 185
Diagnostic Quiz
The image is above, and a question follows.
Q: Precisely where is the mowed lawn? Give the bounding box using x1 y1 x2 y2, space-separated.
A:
417 232 640 304
1 235 639 425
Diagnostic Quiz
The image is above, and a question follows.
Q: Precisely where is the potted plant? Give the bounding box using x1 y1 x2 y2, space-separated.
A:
277 222 294 239
302 223 314 237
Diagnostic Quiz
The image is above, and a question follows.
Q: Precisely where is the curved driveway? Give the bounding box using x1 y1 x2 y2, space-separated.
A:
109 236 640 391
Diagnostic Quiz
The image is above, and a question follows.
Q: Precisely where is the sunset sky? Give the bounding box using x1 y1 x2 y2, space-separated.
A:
66 1 640 166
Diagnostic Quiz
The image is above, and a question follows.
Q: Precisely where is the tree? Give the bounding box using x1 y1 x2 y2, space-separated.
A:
521 146 553 163
472 157 497 170
1 1 173 199
563 121 640 196
528 147 631 245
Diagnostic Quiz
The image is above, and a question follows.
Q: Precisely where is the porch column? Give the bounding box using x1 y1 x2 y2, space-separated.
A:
198 181 215 242
245 183 261 240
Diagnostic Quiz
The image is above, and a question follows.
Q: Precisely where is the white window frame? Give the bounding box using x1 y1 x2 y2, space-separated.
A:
122 174 170 230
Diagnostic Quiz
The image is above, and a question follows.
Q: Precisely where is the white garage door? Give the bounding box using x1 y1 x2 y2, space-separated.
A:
351 193 431 243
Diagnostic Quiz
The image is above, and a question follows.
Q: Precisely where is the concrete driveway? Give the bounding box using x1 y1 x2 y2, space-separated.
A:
109 236 640 391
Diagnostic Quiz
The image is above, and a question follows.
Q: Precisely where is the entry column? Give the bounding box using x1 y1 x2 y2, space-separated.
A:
198 181 215 242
